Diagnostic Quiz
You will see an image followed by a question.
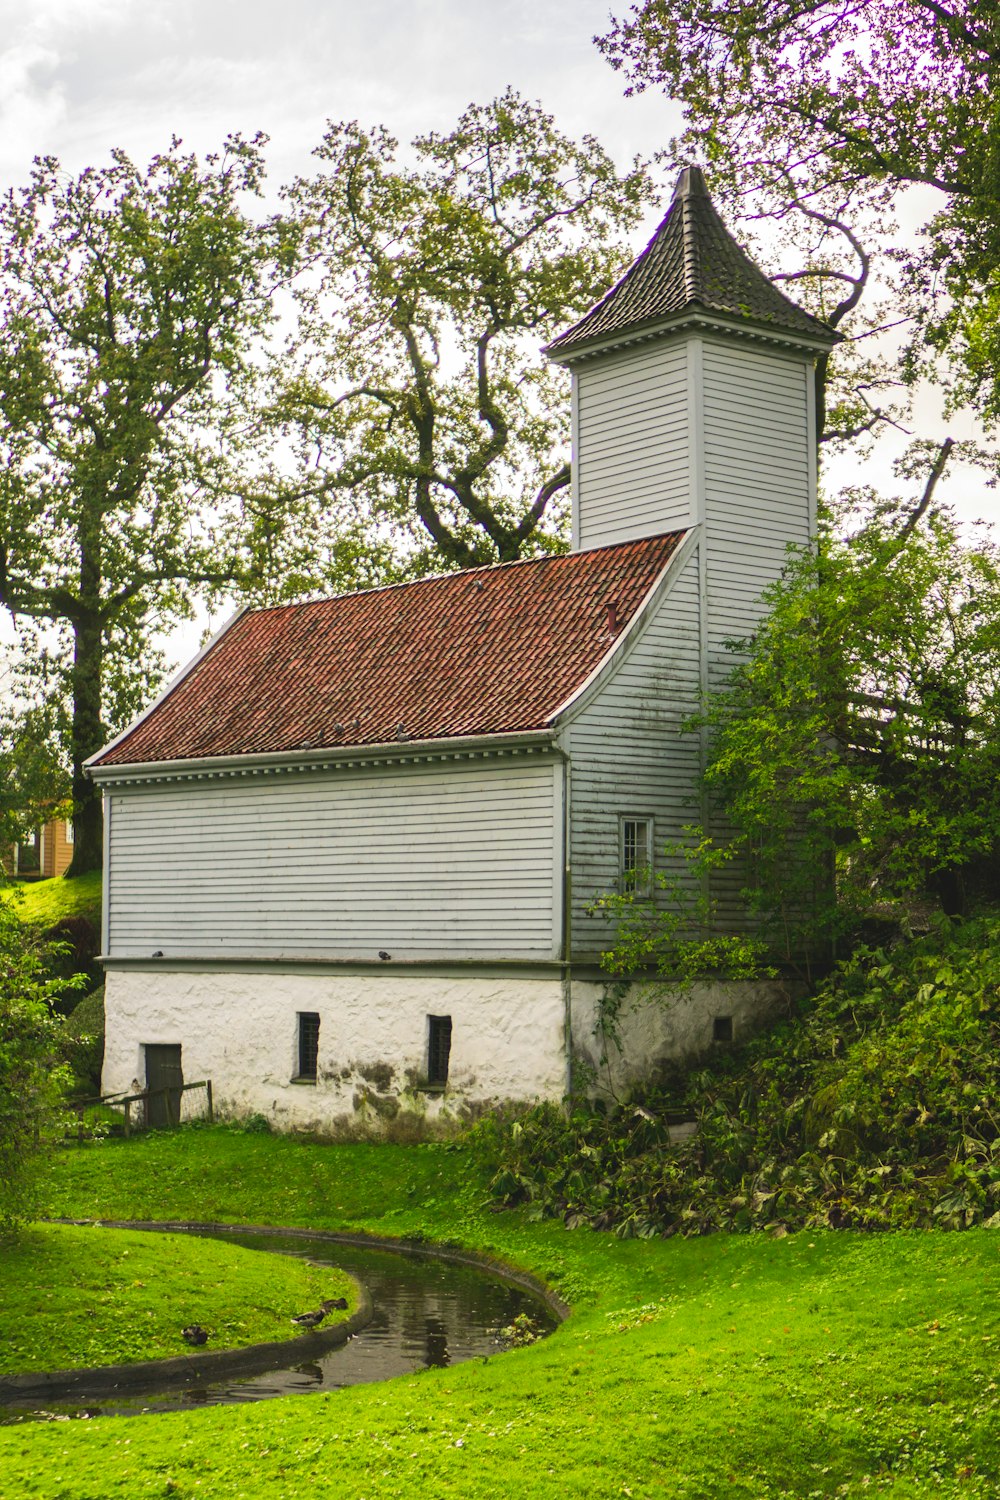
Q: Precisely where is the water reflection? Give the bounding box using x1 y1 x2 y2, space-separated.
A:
0 1228 553 1424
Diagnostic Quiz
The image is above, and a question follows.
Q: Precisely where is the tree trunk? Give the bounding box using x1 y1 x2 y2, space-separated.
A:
65 610 105 877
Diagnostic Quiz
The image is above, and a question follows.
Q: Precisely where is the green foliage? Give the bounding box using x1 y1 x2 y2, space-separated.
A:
0 904 74 1234
270 91 657 577
473 913 1000 1239
0 1222 356 1375
699 495 1000 961
61 985 105 1095
0 137 277 871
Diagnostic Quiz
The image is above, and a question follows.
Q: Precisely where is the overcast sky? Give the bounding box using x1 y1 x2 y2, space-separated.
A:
0 0 994 664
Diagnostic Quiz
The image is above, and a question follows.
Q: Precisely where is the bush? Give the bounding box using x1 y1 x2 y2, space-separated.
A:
470 913 1000 1237
61 985 105 1095
0 905 74 1234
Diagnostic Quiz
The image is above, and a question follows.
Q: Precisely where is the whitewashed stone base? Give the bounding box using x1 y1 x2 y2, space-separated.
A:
569 976 795 1098
102 967 793 1135
102 967 568 1137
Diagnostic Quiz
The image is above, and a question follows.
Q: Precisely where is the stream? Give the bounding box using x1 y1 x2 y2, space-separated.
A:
0 1226 558 1424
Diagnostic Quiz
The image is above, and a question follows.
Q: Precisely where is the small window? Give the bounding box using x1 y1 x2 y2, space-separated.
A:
620 816 653 896
713 1016 734 1044
296 1012 320 1081
427 1015 452 1087
65 819 74 845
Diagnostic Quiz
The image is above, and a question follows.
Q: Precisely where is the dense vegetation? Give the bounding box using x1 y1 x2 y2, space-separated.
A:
472 914 1000 1238
0 1130 995 1497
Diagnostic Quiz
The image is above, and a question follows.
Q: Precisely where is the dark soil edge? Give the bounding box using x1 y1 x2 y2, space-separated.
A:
2 1218 567 1403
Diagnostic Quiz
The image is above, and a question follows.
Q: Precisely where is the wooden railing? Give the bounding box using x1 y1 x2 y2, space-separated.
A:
65 1080 214 1140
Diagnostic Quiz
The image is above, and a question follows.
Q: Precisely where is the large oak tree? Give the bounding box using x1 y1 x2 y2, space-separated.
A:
0 138 275 873
271 91 657 575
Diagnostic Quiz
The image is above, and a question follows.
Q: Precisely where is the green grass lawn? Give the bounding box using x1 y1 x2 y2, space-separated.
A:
0 870 102 927
0 1222 356 1374
2 1129 999 1498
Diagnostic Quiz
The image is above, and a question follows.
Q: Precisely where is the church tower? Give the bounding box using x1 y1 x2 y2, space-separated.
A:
546 166 838 689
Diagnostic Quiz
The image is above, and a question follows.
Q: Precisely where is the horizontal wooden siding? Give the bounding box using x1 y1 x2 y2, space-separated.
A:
566 546 702 958
106 756 562 961
575 341 692 548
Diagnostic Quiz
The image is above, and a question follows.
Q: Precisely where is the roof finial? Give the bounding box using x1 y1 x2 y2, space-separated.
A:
673 164 709 200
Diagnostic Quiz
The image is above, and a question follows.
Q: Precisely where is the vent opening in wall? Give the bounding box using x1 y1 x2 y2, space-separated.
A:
296 1012 320 1082
427 1015 452 1086
713 1016 733 1044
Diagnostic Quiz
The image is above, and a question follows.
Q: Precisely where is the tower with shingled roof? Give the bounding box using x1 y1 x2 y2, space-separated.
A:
547 164 838 692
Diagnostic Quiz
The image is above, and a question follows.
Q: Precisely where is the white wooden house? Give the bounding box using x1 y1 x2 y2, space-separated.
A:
88 168 837 1132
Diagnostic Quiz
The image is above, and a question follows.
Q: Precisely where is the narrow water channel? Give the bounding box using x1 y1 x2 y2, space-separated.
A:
1 1228 557 1424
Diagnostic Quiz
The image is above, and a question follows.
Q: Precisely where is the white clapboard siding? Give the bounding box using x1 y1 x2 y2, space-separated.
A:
700 337 812 925
575 340 693 547
106 757 561 961
701 338 812 693
565 546 703 958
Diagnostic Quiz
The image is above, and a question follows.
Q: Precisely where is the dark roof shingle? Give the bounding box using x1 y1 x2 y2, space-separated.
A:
547 166 837 358
92 532 685 767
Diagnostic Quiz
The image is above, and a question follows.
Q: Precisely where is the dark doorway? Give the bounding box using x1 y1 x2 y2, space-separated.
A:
145 1043 183 1127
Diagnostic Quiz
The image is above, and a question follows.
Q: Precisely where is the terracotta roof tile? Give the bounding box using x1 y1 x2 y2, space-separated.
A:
93 532 685 767
547 166 837 358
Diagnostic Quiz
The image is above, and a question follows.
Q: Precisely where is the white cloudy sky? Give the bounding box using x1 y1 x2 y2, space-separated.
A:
0 0 994 666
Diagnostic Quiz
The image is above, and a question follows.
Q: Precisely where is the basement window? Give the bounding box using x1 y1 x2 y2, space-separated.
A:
295 1012 321 1083
620 816 654 896
713 1016 734 1044
427 1015 453 1088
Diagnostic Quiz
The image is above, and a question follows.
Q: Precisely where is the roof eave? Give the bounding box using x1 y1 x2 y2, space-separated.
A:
546 305 840 366
547 528 698 729
85 605 253 772
87 727 563 787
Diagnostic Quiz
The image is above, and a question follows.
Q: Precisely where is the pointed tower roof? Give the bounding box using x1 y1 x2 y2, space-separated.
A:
546 165 838 360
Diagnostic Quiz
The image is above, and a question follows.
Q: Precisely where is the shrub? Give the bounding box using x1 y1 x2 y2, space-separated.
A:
61 985 105 1095
470 914 1000 1237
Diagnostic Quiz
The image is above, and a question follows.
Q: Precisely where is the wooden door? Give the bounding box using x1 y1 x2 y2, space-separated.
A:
145 1043 183 1128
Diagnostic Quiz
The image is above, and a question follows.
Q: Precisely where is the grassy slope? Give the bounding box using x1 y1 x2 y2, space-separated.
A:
0 1223 356 1374
0 1132 997 1499
0 871 102 927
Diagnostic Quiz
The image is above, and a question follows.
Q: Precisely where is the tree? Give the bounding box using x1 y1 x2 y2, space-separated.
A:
0 138 275 874
599 2 1000 439
272 91 657 574
0 904 72 1235
596 466 1000 984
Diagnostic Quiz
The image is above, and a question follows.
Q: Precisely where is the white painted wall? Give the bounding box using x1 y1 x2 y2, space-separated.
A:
104 754 562 962
573 339 693 548
102 966 568 1135
701 336 813 690
564 544 702 959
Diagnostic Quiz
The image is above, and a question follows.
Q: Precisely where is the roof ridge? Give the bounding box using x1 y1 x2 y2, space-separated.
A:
241 530 687 621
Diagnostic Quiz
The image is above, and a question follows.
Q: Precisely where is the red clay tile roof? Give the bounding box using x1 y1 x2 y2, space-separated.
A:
92 532 685 767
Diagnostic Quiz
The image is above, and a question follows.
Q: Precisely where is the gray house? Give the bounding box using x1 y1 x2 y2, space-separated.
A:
88 168 836 1132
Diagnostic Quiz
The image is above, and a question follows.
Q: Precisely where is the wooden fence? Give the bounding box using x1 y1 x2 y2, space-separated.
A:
65 1080 214 1140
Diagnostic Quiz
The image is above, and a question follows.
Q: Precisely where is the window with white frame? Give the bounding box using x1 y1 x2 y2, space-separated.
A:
65 819 74 845
619 816 654 896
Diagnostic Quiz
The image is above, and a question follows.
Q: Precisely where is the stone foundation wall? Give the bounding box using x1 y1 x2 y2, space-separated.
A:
102 967 568 1137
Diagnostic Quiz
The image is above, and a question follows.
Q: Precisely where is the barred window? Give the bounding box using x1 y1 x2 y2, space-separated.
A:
427 1015 452 1086
297 1012 320 1081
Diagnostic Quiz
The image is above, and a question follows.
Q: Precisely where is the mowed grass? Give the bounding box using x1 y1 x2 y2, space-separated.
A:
0 1222 356 1374
0 871 102 927
1 1129 998 1498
